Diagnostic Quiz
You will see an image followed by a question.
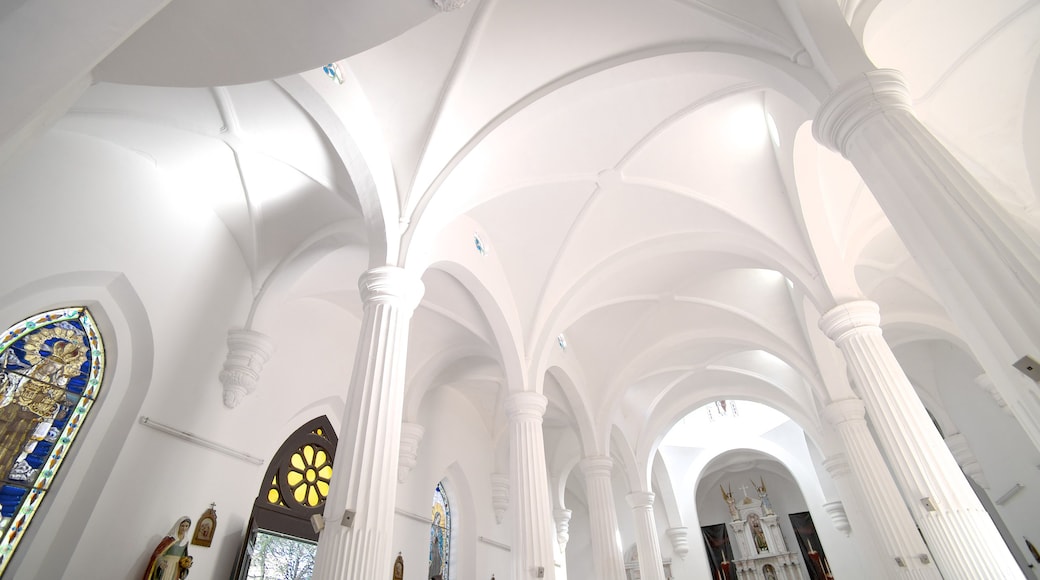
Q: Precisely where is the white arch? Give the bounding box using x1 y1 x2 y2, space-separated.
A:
0 271 153 580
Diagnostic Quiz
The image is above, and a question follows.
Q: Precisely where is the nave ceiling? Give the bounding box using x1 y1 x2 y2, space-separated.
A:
22 0 1040 497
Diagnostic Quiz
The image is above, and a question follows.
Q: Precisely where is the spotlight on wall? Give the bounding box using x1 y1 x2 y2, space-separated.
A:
1014 356 1040 382
310 514 325 534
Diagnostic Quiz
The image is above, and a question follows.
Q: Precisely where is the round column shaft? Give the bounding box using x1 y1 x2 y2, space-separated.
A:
814 69 1040 450
822 400 940 579
313 267 424 580
580 456 626 580
506 392 557 580
627 491 666 580
821 301 1023 579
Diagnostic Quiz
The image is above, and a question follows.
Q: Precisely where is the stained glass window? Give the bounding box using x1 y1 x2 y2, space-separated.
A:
473 234 487 256
0 307 104 577
322 63 343 84
232 417 337 580
429 482 451 580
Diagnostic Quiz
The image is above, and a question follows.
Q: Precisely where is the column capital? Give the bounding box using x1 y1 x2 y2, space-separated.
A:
626 491 655 510
813 68 913 155
505 391 548 422
358 266 425 312
580 455 614 479
819 300 882 344
822 398 867 427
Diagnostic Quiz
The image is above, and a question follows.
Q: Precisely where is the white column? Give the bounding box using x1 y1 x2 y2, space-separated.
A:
813 68 1040 450
397 422 424 483
627 491 666 580
821 301 1024 579
821 400 938 579
313 267 424 580
506 392 557 580
580 456 626 580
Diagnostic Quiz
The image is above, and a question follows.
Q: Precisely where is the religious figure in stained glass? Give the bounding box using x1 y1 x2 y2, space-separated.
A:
429 482 451 580
0 308 105 577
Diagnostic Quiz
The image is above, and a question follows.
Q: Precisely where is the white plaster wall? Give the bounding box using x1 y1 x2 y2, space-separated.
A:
562 488 591 579
0 129 368 579
396 384 505 579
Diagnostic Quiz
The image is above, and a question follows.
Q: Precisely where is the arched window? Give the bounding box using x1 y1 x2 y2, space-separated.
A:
233 416 337 580
429 481 451 580
0 307 104 577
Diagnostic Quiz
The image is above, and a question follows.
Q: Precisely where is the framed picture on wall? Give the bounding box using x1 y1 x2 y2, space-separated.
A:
192 504 218 547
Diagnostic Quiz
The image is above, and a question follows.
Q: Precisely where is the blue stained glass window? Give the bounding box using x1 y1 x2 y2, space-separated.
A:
322 63 344 84
0 308 104 578
429 482 451 579
473 234 487 256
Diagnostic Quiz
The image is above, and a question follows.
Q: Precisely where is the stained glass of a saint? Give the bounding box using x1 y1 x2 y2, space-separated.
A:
0 308 104 577
429 482 451 580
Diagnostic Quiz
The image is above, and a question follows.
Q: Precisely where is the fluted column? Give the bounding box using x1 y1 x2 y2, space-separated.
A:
821 301 1023 579
627 491 666 580
313 267 424 580
813 68 1040 450
580 456 626 580
506 392 557 580
822 400 938 579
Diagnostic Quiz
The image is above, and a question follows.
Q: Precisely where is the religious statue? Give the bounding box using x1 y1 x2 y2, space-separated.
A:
748 513 769 553
753 477 774 515
721 485 738 521
393 553 404 580
142 517 193 580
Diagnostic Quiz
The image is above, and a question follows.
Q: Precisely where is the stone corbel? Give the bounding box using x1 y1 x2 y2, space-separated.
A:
490 472 509 524
219 328 275 408
823 500 851 535
945 432 989 489
398 423 425 483
666 527 689 560
553 508 572 550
